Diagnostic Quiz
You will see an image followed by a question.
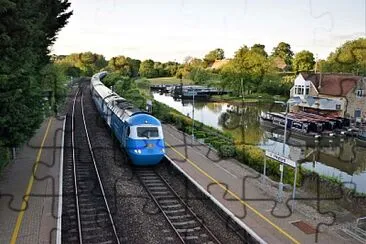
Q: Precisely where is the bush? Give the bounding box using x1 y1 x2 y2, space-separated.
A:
0 147 10 174
194 131 206 138
219 145 236 158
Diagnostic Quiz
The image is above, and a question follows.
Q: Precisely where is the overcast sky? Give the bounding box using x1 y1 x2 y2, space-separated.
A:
51 0 366 62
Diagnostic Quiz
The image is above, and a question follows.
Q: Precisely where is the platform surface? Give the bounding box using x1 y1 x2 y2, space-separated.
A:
0 117 65 244
163 123 354 244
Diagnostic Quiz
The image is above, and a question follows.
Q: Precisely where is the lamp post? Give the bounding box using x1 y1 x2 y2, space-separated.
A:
275 97 301 202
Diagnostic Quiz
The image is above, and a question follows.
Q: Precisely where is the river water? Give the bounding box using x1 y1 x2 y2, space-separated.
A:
153 93 366 193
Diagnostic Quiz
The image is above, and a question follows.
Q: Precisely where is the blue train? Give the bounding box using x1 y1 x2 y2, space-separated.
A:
90 72 165 166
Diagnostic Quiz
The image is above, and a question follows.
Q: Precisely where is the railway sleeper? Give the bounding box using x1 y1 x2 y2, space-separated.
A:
176 226 202 233
181 235 199 240
151 191 171 195
148 186 168 191
168 214 192 220
161 203 182 209
171 220 197 226
164 208 186 214
143 180 162 184
80 207 108 213
159 199 179 204
82 218 110 225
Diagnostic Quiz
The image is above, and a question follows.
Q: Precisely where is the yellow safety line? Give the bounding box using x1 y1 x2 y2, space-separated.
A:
10 118 53 244
166 142 300 244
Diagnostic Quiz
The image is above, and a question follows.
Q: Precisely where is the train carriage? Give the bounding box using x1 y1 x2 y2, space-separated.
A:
90 72 165 166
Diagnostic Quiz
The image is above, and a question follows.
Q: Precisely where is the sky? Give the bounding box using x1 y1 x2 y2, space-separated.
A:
51 0 366 62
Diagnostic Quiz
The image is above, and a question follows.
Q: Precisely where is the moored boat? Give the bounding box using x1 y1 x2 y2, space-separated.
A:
356 130 366 147
259 111 350 139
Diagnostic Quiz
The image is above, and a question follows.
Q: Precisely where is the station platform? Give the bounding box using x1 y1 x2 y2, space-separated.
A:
162 124 351 244
0 117 65 244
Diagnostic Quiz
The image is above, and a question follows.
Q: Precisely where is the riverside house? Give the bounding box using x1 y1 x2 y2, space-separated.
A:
289 73 366 122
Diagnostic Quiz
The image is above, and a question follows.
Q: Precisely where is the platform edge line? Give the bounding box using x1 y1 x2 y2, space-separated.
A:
10 118 53 244
56 116 66 244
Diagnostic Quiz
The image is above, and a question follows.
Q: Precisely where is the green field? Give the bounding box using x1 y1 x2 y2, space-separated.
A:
147 77 193 85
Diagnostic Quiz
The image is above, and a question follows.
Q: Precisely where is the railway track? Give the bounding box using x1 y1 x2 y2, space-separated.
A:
62 89 120 244
134 167 222 244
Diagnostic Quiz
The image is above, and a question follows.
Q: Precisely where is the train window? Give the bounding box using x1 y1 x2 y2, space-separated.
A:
127 126 130 137
137 127 159 138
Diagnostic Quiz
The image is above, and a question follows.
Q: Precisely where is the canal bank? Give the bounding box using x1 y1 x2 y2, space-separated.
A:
152 92 366 208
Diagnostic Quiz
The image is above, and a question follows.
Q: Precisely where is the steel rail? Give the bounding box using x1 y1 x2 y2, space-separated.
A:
71 88 83 244
80 93 120 244
135 168 221 244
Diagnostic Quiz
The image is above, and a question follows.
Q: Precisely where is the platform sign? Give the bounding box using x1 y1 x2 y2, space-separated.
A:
265 150 296 168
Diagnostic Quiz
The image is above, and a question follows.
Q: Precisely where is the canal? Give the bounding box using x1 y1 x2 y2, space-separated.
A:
153 93 366 193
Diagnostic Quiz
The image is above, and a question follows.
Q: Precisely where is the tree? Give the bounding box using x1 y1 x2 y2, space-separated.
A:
57 52 107 76
0 0 72 147
107 56 131 76
320 38 366 75
292 50 315 72
139 59 158 78
163 61 179 76
204 48 225 66
220 45 269 95
271 42 294 67
251 44 268 57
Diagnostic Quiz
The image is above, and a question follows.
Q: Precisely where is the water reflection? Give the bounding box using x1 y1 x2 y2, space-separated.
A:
153 93 366 193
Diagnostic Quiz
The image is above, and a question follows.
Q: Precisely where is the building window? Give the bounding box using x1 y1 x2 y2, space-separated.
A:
305 85 310 95
295 85 303 95
354 109 361 118
356 89 364 97
336 104 341 110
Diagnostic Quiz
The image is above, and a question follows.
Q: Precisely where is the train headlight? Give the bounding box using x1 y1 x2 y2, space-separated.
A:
161 148 165 153
134 149 142 154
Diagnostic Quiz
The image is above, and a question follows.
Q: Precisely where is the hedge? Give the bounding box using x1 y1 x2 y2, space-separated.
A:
0 147 10 174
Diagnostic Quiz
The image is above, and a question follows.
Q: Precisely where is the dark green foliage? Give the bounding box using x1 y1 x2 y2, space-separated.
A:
102 72 146 110
139 59 158 78
204 48 225 66
0 0 72 147
55 52 107 76
320 38 366 75
106 56 140 77
271 42 294 67
292 50 315 72
0 146 10 172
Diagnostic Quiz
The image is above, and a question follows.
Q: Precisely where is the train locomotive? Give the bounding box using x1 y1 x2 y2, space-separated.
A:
90 72 165 166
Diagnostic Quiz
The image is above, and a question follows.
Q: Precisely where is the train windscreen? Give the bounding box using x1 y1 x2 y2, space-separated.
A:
137 127 159 138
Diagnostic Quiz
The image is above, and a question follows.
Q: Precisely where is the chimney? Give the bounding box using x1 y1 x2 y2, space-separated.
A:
318 72 322 90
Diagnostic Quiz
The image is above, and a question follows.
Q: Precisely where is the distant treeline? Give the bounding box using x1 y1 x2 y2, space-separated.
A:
55 37 366 97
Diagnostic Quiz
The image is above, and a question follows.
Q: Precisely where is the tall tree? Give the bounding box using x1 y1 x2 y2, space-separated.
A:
57 52 107 76
204 48 225 66
271 42 294 67
292 50 315 72
139 59 158 78
251 44 268 57
220 45 269 95
0 0 72 147
321 38 366 75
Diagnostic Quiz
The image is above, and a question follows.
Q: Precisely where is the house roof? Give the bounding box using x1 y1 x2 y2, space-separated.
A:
272 57 288 70
301 73 361 97
208 59 230 70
